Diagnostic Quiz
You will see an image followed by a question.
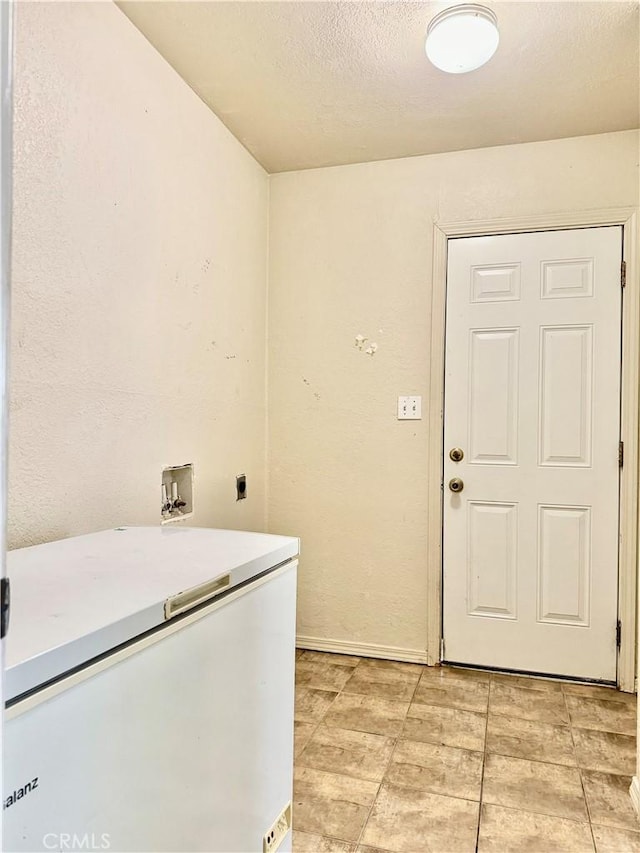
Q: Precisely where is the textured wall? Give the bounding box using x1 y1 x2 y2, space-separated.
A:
268 129 640 659
10 1 269 548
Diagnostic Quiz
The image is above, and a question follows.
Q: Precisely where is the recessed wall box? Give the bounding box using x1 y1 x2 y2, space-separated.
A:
161 464 194 524
236 474 247 501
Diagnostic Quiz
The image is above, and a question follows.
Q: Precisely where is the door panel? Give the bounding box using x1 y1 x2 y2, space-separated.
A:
467 501 518 619
537 504 590 626
471 264 521 302
539 325 593 466
443 227 622 681
469 329 519 464
541 259 593 299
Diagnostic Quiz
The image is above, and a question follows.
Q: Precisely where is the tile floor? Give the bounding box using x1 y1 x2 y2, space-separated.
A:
292 650 639 853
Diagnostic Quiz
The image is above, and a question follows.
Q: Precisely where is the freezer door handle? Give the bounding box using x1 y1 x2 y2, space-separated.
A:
164 574 231 620
1 576 9 638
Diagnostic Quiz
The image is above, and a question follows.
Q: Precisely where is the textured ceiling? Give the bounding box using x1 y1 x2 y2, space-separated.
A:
118 1 640 173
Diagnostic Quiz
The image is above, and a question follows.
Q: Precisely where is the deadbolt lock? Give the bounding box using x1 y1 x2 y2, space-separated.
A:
449 447 464 462
448 478 464 493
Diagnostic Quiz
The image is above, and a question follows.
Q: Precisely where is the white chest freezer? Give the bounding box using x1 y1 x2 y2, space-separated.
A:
3 526 299 853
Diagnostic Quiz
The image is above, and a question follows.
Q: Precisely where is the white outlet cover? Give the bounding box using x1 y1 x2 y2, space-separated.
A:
397 395 422 420
263 803 291 853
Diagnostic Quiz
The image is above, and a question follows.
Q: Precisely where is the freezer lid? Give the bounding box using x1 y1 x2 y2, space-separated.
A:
5 526 299 703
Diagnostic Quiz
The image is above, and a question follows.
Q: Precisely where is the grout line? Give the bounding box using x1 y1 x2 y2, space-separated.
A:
562 684 597 852
353 750 394 848
482 751 577 770
302 652 405 850
299 652 420 849
478 799 593 824
294 718 321 763
474 680 491 853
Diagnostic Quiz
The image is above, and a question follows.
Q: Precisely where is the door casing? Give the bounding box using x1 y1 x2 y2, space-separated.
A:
426 208 639 691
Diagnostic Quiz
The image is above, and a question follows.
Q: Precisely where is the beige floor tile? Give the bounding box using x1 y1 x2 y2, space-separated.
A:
581 771 639 831
342 668 420 702
566 696 636 735
402 703 486 752
293 767 378 843
296 660 356 691
295 687 338 724
295 721 317 758
482 753 588 821
486 714 576 766
361 783 480 853
324 694 410 737
297 725 396 782
592 824 640 852
563 683 635 705
299 651 361 667
478 803 594 852
489 682 569 725
355 659 424 676
420 665 490 683
413 676 490 713
573 728 636 775
491 672 564 693
293 659 639 852
292 830 357 852
385 738 483 800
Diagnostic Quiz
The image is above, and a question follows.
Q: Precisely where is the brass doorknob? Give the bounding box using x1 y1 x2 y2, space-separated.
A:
449 447 464 462
448 478 464 493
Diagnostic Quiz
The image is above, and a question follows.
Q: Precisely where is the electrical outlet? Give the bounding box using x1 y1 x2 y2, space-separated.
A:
236 474 247 501
397 395 422 420
263 803 291 853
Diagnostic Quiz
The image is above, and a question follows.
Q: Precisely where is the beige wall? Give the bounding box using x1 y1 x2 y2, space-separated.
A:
268 130 640 659
10 2 640 666
9 1 269 548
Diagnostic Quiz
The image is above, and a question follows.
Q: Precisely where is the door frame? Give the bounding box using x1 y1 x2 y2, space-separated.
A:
0 0 13 836
426 208 639 691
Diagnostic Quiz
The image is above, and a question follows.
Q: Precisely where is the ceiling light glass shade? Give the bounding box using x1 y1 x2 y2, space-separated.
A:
426 4 499 74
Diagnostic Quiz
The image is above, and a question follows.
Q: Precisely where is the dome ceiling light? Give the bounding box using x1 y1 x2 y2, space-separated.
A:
426 4 499 74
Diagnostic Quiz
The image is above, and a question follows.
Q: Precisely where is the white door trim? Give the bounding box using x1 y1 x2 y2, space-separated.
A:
427 208 639 691
0 1 13 840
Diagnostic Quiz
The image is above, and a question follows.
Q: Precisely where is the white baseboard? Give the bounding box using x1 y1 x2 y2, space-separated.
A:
296 635 428 664
630 777 640 817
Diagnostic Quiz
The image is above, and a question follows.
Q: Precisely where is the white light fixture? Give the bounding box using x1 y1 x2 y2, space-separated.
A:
426 4 499 74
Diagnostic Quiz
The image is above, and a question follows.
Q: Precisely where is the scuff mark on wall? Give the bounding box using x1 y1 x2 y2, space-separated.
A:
355 333 379 356
302 377 321 400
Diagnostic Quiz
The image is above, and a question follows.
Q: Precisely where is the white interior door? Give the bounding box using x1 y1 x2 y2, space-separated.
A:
442 226 622 682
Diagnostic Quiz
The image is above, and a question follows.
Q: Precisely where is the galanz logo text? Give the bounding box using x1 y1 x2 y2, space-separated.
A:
4 777 39 809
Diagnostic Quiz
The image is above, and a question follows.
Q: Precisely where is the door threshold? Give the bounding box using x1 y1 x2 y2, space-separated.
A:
441 660 617 688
